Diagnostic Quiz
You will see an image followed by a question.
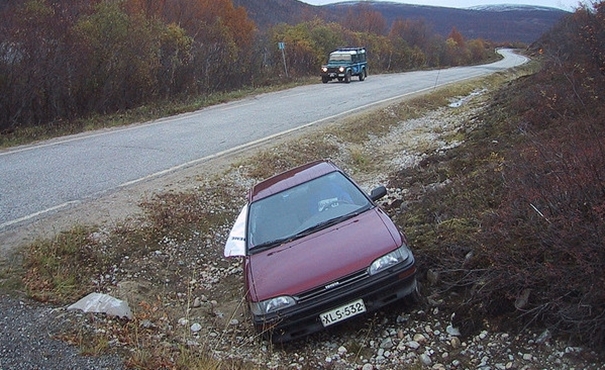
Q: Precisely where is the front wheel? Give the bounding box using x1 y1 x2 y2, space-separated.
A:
404 284 422 306
321 76 329 83
344 70 351 83
359 68 366 81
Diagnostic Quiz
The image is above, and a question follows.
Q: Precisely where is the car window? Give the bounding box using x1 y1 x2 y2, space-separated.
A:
247 172 371 251
329 52 351 63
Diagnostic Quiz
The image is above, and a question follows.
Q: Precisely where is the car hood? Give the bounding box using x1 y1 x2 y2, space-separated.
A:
246 208 402 302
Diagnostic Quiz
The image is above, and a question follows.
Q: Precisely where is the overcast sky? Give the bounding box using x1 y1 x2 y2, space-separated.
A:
300 0 583 11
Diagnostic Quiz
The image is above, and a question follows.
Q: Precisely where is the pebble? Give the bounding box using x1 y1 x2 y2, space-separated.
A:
192 297 201 308
420 353 432 365
407 341 421 349
380 338 394 349
451 337 461 348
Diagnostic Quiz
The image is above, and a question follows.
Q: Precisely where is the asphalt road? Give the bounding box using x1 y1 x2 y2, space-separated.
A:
0 49 528 234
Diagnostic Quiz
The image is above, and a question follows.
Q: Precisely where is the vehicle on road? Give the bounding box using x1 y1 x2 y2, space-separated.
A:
321 47 368 83
224 160 417 342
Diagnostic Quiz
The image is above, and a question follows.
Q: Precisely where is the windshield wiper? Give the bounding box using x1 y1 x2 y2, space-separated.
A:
250 237 292 253
250 206 371 254
294 206 371 239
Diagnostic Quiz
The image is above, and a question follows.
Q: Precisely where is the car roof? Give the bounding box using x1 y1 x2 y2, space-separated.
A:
248 160 340 202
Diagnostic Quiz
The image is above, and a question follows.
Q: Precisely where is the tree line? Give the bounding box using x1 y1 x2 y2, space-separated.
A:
0 0 496 133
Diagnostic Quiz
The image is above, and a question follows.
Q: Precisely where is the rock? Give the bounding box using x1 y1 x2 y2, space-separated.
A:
427 269 440 284
407 341 421 350
67 292 133 320
140 319 154 329
380 338 394 349
420 353 432 366
397 314 410 323
522 353 533 361
515 289 531 309
450 337 461 349
178 317 189 326
190 323 202 332
536 329 551 344
192 297 202 308
446 324 461 336
414 333 428 343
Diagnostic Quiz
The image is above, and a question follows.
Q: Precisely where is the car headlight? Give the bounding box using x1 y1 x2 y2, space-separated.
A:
339 67 345 72
369 246 410 275
321 67 328 72
250 296 296 315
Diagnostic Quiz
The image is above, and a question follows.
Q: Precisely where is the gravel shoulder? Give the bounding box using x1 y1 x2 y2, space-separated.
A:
1 87 603 370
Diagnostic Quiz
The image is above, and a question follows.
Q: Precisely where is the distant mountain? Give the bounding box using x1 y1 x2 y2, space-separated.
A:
233 0 570 43
231 0 328 29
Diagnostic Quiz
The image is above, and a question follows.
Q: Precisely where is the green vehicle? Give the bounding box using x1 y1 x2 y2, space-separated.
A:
321 47 367 84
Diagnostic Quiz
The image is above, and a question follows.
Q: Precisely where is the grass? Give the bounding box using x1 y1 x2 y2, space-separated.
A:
0 62 547 368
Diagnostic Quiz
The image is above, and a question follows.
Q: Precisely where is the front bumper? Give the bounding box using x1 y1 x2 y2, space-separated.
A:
251 260 417 343
321 68 346 79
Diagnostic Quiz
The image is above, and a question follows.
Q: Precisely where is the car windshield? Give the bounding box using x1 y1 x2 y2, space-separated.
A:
247 171 372 253
329 52 352 63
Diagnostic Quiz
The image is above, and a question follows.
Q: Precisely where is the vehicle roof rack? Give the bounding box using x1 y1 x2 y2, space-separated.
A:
334 47 366 52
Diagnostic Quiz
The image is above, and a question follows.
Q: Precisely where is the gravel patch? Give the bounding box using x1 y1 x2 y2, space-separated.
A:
0 294 124 370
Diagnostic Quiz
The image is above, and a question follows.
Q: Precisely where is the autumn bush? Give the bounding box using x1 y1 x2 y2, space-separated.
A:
394 1 605 349
479 4 605 346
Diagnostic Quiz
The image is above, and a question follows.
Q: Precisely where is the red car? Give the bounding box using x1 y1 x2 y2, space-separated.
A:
224 160 417 342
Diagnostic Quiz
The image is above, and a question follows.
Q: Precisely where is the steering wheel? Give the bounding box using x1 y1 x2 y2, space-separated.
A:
318 197 352 212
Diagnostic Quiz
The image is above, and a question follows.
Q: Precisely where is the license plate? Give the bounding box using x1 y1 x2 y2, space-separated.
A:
320 299 366 327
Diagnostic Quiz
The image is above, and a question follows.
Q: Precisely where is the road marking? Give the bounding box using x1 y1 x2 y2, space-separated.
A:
0 201 79 230
217 102 254 111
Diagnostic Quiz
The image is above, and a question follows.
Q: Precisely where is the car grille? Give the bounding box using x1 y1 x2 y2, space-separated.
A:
295 269 369 303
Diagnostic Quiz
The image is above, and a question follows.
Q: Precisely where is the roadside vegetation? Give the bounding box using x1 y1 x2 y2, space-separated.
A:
390 2 605 348
1 1 604 369
0 0 501 147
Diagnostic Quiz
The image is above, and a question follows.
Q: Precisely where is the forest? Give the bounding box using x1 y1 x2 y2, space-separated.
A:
0 0 496 134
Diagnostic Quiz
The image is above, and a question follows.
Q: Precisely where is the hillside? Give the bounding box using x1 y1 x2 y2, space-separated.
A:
233 0 569 43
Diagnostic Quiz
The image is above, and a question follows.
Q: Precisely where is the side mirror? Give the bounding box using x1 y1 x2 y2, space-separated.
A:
370 186 387 201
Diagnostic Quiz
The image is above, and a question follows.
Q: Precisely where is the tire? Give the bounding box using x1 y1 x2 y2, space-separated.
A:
344 70 351 83
322 76 329 83
359 68 366 81
404 284 421 306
